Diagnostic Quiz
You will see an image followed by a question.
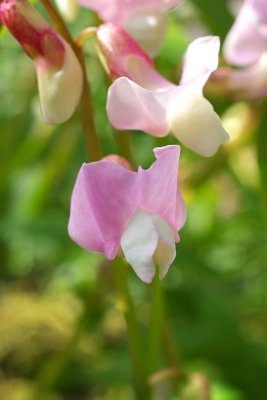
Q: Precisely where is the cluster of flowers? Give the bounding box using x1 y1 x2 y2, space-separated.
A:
0 0 265 283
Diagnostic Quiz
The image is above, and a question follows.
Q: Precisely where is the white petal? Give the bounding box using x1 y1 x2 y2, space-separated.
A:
169 93 229 157
54 0 79 21
125 11 167 57
36 40 83 125
120 209 176 283
150 214 176 279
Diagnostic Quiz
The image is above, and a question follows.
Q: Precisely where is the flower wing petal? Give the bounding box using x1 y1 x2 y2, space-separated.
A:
120 209 158 283
107 77 170 136
150 214 176 279
163 89 229 157
121 209 177 283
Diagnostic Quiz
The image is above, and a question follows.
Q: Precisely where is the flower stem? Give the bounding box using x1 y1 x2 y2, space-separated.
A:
256 101 267 219
40 0 72 42
75 48 102 161
40 0 102 161
148 268 163 374
113 130 134 165
112 259 151 400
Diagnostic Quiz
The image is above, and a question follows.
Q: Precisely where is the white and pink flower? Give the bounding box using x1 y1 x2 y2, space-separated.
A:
0 0 83 124
97 24 229 157
212 0 267 100
68 146 186 283
79 0 182 56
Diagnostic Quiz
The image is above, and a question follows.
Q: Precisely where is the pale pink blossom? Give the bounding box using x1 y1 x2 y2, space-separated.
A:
68 146 186 284
97 24 228 157
217 0 267 99
224 0 267 66
0 0 83 124
79 0 182 56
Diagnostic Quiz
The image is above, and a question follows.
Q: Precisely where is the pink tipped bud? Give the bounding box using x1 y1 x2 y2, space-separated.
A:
0 0 83 124
102 154 133 171
0 0 64 66
96 23 154 80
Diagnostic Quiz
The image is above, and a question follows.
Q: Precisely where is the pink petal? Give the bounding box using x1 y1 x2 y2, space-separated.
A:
218 54 267 99
138 145 185 239
180 36 220 94
68 161 138 260
224 0 265 66
107 77 170 136
79 0 181 25
96 23 154 79
97 24 174 89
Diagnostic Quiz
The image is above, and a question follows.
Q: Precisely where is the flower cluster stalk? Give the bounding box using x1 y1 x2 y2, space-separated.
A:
41 0 102 161
37 3 184 399
112 259 151 400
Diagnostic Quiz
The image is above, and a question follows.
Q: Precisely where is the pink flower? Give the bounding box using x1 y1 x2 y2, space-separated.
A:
224 0 267 66
97 24 229 157
79 0 181 56
218 0 267 99
68 146 186 284
0 0 83 124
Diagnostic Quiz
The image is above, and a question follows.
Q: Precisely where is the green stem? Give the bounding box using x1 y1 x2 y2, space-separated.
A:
75 48 102 161
40 0 72 42
148 268 163 374
256 101 267 219
162 318 182 370
112 259 151 400
40 0 102 161
113 130 134 165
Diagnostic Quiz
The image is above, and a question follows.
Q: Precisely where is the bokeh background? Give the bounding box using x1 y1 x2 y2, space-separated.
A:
1 0 267 399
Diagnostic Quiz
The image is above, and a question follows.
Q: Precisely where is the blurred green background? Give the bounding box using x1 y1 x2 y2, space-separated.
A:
1 1 267 399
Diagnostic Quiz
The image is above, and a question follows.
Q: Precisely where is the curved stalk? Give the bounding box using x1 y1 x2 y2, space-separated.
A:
40 0 102 161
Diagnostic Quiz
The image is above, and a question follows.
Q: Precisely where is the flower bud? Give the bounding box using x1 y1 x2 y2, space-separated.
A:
0 0 83 124
102 154 133 171
96 23 154 80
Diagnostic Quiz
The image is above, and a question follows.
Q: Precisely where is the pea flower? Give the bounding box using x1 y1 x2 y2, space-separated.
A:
224 0 267 66
0 0 83 124
68 146 186 284
78 0 181 57
97 24 229 157
213 0 267 99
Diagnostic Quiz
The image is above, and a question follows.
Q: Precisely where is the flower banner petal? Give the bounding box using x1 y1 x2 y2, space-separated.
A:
180 36 220 94
68 161 138 260
138 146 183 237
79 0 181 25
